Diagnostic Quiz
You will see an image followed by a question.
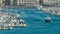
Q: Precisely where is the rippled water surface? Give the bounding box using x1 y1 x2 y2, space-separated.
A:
0 7 60 34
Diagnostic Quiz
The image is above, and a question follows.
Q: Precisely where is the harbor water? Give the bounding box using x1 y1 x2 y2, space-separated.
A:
0 7 60 34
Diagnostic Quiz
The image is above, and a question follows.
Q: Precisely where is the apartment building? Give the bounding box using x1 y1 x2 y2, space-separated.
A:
43 0 60 6
1 0 38 6
0 0 2 6
17 0 38 7
1 0 60 6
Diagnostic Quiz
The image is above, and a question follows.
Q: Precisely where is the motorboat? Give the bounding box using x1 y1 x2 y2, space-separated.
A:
45 16 51 22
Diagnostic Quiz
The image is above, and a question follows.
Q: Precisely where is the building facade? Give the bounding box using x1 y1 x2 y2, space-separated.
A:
1 0 38 6
17 0 38 7
13 0 17 6
1 0 60 7
39 0 43 4
0 0 2 6
43 0 60 6
5 0 11 5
